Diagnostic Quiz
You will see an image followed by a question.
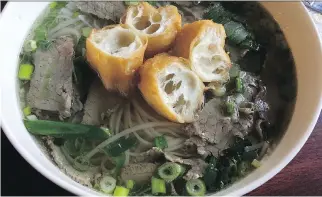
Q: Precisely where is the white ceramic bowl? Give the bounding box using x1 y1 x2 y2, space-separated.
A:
1 2 322 196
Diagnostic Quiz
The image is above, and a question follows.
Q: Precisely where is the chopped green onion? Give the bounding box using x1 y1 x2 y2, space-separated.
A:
158 162 185 182
251 159 261 168
24 40 37 52
126 180 135 190
82 27 92 38
113 186 130 196
124 1 139 6
226 101 235 115
235 77 243 93
49 2 58 9
18 64 34 80
151 177 166 195
185 179 206 196
154 136 168 149
26 115 38 121
100 176 116 194
23 106 32 116
73 11 80 18
24 119 111 139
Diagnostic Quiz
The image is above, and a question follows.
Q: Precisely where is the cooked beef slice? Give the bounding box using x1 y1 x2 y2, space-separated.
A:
120 163 158 183
82 78 125 126
27 36 81 118
75 2 125 22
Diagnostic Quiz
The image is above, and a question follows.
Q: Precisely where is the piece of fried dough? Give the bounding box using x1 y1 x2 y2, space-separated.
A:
121 2 181 57
172 20 231 83
138 53 205 123
86 24 148 95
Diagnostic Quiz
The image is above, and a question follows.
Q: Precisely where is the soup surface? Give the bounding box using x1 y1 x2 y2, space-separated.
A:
19 1 297 196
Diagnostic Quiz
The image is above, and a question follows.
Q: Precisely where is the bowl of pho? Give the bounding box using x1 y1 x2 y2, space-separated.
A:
1 1 322 196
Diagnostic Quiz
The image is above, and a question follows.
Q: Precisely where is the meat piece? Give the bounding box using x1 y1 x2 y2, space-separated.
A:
184 137 220 157
120 163 158 183
254 82 270 120
75 2 125 22
46 138 98 187
27 36 82 118
240 71 258 100
184 98 232 144
82 79 125 126
164 153 207 180
130 147 164 164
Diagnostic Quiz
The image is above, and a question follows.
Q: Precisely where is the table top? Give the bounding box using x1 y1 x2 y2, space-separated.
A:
2 2 322 196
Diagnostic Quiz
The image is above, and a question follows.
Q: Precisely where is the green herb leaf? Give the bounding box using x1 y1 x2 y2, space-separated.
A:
104 136 137 157
24 119 111 139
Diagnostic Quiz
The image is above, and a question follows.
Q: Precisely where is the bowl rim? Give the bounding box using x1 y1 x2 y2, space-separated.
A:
1 2 322 196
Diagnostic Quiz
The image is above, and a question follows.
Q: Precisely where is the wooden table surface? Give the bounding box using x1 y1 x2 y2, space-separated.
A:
1 2 322 196
248 113 322 195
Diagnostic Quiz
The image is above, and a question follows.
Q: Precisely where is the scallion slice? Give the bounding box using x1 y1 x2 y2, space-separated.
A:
154 135 168 149
158 162 185 182
23 106 32 116
18 64 34 80
151 177 166 195
113 186 129 196
185 179 206 196
126 180 135 190
100 176 116 194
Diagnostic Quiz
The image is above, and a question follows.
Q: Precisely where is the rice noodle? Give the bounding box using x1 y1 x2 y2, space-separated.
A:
133 109 154 138
157 128 180 137
132 100 159 122
115 107 124 134
165 144 184 152
124 151 130 166
83 122 179 160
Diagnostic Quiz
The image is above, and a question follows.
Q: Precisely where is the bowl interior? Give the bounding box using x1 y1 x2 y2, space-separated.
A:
1 2 322 196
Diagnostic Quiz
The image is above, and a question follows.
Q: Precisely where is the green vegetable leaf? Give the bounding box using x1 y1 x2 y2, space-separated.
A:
24 119 111 139
104 136 137 157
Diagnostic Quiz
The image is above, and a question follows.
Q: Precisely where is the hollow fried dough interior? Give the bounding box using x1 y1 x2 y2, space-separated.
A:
173 20 231 83
90 26 143 58
86 24 147 95
139 54 204 123
157 63 203 122
122 3 181 57
191 27 231 82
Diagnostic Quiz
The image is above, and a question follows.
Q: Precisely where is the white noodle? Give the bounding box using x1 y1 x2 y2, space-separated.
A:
115 107 124 134
132 100 159 121
83 122 179 160
134 110 154 138
124 151 130 166
165 144 184 152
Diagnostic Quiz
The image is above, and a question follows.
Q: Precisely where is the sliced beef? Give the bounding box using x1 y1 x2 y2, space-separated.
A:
120 163 158 183
184 98 232 144
82 78 125 126
75 2 125 22
27 36 82 118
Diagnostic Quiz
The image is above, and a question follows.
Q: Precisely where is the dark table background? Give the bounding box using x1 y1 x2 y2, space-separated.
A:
1 1 322 196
